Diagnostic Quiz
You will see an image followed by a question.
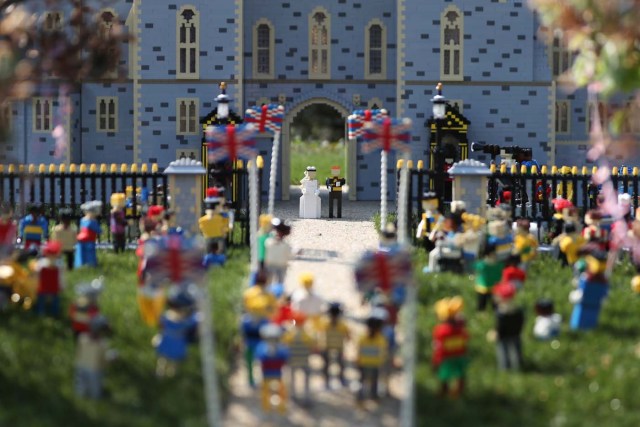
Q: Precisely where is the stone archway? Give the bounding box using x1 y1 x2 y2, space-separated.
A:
281 98 353 200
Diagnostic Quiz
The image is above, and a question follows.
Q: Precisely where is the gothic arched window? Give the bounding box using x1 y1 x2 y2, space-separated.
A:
309 8 330 79
97 9 118 78
177 7 199 79
365 20 386 79
440 6 463 81
254 20 274 78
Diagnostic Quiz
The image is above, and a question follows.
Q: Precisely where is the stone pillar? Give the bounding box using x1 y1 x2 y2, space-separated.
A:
447 159 491 217
164 158 206 237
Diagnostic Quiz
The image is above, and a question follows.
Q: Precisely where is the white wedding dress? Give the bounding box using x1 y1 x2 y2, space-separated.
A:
299 179 321 218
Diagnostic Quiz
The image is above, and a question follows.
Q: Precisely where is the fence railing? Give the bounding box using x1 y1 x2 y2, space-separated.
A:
0 162 257 247
400 162 640 242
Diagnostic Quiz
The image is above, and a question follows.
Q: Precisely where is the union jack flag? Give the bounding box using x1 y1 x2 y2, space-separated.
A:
144 235 206 286
244 104 285 134
347 109 388 140
206 124 257 162
354 248 413 294
362 117 412 153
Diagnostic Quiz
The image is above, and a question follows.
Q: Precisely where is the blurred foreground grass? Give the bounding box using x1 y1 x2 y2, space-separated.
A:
0 248 248 427
413 250 640 427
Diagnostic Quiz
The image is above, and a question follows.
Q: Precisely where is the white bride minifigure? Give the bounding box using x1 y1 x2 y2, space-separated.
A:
299 166 321 218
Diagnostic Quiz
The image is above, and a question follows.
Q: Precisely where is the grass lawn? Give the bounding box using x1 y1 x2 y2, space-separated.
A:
0 248 248 427
290 139 346 185
413 250 640 427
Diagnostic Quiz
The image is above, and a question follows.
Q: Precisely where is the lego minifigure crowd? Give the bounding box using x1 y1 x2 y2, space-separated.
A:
2 181 639 409
417 189 640 397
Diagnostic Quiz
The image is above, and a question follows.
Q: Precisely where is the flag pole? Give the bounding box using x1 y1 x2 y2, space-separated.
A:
268 131 280 216
249 158 259 273
398 155 416 427
380 150 388 231
198 276 223 427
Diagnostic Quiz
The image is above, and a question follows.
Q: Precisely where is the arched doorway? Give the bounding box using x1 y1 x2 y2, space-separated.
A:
281 98 352 200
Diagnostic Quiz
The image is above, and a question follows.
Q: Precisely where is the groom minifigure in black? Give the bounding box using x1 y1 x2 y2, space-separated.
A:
326 166 346 218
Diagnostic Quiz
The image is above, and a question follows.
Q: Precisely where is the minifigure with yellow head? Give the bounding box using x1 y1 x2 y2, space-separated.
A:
569 247 609 330
432 296 468 397
110 193 127 253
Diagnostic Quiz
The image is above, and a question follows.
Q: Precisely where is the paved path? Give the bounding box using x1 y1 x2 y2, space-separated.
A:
223 186 403 427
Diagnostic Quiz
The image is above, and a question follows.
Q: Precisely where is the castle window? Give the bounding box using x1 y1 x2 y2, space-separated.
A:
550 31 571 77
555 101 570 134
97 97 118 132
33 98 53 132
43 11 63 32
365 20 386 79
440 6 463 81
309 8 330 79
177 98 199 135
97 9 118 78
177 7 199 79
253 20 274 79
586 101 607 134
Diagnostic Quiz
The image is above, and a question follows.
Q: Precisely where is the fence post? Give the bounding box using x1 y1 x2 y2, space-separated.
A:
447 159 491 217
164 158 207 237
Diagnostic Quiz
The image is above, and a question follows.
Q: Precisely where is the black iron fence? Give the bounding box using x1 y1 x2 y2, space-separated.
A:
400 163 640 242
0 162 257 247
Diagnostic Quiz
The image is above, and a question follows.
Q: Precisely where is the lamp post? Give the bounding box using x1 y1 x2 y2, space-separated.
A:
215 82 230 124
431 82 447 213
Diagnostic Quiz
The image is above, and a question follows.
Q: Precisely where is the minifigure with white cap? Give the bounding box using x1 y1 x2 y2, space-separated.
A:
75 201 103 268
300 166 321 218
326 166 346 218
255 323 289 414
35 240 64 316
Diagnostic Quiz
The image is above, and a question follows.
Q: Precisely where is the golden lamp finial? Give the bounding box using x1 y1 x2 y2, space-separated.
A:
219 82 227 91
436 82 443 94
